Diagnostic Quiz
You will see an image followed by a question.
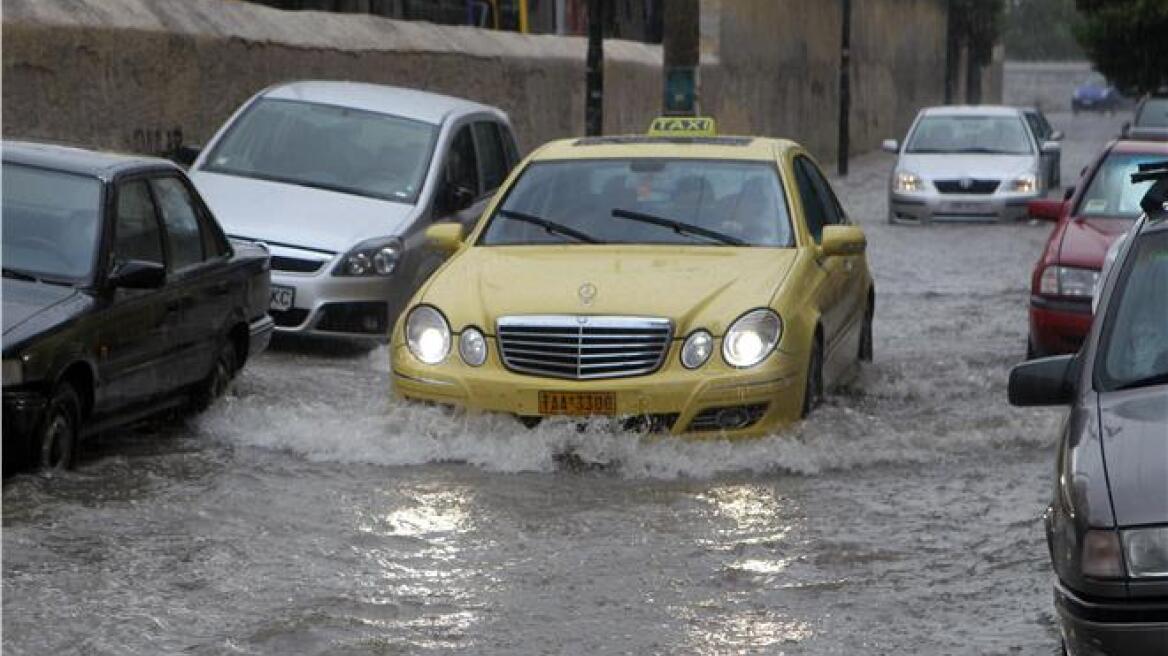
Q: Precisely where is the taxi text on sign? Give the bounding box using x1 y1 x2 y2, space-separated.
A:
647 117 717 137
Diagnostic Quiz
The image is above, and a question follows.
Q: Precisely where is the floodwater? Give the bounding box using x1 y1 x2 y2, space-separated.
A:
3 112 1130 655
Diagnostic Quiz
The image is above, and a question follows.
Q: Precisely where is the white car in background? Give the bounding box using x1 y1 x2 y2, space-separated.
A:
883 105 1060 224
185 81 519 340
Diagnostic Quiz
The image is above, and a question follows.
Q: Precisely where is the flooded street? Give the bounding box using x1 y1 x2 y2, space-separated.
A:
3 112 1130 655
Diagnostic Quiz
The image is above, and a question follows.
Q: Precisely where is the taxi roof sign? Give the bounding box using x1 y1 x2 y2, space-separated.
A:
647 116 717 138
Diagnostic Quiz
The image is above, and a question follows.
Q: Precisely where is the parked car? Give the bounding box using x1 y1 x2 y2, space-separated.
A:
1122 92 1168 141
1071 79 1121 114
184 81 520 342
883 105 1057 224
1008 159 1168 656
1025 139 1168 357
1022 106 1064 188
391 117 874 437
2 141 273 473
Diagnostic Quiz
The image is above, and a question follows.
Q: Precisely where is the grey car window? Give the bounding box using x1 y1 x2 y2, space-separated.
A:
473 121 509 193
2 163 102 281
151 177 205 271
114 180 165 267
447 125 481 195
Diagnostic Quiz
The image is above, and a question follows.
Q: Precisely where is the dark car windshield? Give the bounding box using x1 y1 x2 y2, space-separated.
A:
1096 230 1168 392
1075 153 1163 218
202 98 438 203
1135 98 1168 128
906 115 1033 154
2 163 102 283
478 159 793 247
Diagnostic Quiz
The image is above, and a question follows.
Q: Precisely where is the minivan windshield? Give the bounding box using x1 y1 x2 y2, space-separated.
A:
203 98 437 203
1097 230 1168 392
2 163 101 283
478 159 793 247
906 115 1033 155
1076 152 1162 218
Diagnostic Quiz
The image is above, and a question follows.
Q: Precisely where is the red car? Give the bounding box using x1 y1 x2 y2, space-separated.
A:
1026 139 1168 357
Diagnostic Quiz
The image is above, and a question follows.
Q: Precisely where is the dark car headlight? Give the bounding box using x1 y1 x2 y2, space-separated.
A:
1123 527 1168 578
334 237 402 277
2 358 23 387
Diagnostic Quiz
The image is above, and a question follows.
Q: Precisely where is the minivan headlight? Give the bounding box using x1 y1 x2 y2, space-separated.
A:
1012 173 1038 194
406 306 451 364
334 237 401 277
1124 526 1168 578
723 310 782 368
893 170 923 193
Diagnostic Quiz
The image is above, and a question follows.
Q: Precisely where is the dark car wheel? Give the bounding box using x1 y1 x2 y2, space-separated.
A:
859 299 874 363
193 342 237 412
801 338 824 419
38 382 80 471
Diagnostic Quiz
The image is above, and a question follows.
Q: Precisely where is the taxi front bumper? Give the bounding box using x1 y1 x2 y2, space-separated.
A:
391 342 807 438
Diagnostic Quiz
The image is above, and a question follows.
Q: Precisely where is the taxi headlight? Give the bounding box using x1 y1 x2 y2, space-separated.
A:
680 330 713 369
893 170 923 193
458 327 488 367
1123 526 1168 578
406 305 451 365
1012 173 1038 194
723 309 782 368
335 238 401 277
2 358 24 387
1039 265 1099 298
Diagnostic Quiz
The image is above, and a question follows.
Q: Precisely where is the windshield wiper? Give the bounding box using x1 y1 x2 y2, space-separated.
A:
955 147 1022 154
611 208 745 246
496 209 604 244
1 267 72 287
1114 371 1168 391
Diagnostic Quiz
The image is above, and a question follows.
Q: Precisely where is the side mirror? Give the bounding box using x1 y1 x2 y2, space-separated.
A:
1027 199 1066 222
881 139 899 154
1008 354 1075 406
1063 186 1075 201
1041 140 1062 154
172 144 201 168
425 222 465 254
819 225 866 257
1050 130 1065 141
109 259 166 289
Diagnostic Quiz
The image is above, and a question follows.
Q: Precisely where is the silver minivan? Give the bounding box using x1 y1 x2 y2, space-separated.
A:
187 81 519 340
883 105 1060 224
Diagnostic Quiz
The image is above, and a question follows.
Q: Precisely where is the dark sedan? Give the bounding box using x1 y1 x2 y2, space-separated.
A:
2 142 273 473
1009 160 1168 655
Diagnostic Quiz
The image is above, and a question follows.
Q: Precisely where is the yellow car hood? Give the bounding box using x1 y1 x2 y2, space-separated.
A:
421 245 798 335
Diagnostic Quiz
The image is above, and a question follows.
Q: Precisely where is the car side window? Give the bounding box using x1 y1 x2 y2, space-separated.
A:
1025 113 1045 142
150 176 205 271
113 180 164 266
793 157 829 242
473 121 509 193
803 158 847 226
501 125 520 169
447 125 481 196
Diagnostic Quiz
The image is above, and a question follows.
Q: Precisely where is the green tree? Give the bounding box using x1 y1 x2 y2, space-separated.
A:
1003 0 1085 60
948 0 1006 102
1074 0 1168 94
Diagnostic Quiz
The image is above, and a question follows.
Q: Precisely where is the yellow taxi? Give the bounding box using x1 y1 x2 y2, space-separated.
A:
390 118 874 437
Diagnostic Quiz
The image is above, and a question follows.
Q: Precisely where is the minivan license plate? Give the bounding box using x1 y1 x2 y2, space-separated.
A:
270 285 295 312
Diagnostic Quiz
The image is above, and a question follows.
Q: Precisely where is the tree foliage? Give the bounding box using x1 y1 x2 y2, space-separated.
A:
1003 0 1084 61
1074 0 1168 94
950 0 1006 66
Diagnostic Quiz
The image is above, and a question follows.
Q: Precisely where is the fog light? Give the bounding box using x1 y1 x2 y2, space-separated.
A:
716 407 750 429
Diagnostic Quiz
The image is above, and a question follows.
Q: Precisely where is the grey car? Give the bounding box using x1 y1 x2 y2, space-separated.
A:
187 81 520 341
1008 160 1168 656
883 105 1060 224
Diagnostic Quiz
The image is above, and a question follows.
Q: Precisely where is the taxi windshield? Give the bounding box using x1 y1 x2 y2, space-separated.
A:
1075 153 1161 218
203 98 437 203
478 159 793 247
1096 230 1168 392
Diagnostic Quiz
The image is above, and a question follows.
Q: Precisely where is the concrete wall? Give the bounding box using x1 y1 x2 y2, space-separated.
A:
1003 60 1095 113
3 0 955 165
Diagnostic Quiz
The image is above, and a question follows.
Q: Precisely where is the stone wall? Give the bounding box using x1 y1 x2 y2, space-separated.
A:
1003 60 1095 113
2 0 958 164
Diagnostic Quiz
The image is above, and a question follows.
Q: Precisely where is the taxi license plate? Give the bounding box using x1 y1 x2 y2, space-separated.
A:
270 285 295 312
538 391 617 416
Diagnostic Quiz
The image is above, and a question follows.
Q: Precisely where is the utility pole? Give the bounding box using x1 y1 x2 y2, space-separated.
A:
837 0 851 176
585 0 605 136
662 0 700 115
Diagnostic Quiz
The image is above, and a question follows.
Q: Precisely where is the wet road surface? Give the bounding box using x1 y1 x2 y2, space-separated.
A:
3 111 1131 655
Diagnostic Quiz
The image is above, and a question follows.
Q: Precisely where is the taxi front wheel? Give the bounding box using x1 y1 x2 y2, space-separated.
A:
801 340 824 418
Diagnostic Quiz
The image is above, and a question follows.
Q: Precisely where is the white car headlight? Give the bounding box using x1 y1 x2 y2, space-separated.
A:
1011 173 1038 194
893 170 923 193
1124 526 1168 578
335 238 401 277
1039 266 1100 298
2 358 24 387
723 309 782 368
406 305 451 365
680 330 713 369
458 327 487 367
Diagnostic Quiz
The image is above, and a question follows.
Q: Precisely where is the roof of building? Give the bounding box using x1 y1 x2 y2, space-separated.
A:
262 80 506 125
